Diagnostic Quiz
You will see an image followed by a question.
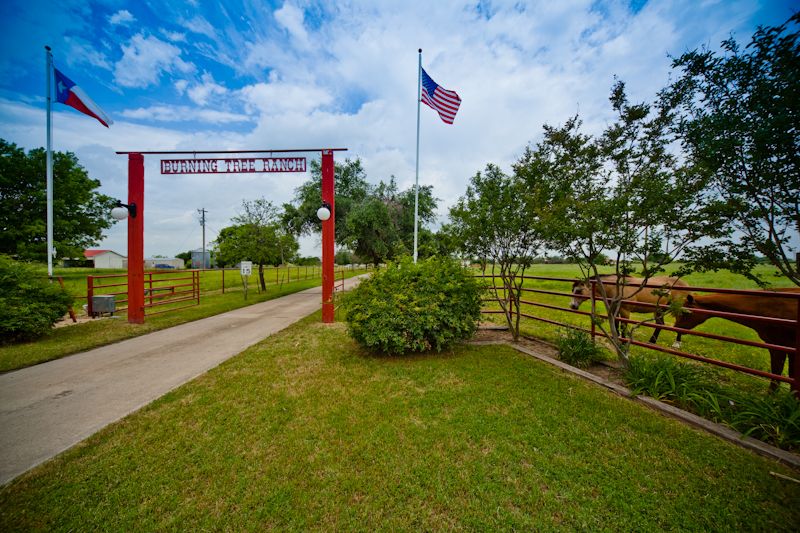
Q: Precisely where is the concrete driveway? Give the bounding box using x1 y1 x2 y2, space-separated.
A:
0 276 364 485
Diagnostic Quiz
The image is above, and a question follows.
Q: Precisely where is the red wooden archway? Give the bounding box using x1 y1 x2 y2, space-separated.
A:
116 148 346 324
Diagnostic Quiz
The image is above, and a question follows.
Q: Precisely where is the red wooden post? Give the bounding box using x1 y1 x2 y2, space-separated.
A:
321 149 335 323
87 275 94 317
127 153 145 324
590 279 596 342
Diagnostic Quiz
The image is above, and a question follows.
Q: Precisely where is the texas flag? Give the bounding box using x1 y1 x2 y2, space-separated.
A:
54 68 113 127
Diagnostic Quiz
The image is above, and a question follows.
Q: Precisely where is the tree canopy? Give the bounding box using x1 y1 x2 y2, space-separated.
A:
0 139 116 260
282 157 370 243
215 198 298 290
448 163 543 339
344 178 437 265
284 157 438 265
668 13 800 286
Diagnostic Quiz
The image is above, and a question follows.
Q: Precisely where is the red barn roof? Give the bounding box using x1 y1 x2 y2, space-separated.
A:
84 249 111 258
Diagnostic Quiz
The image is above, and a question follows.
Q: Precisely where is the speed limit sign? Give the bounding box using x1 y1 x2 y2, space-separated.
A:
240 261 252 276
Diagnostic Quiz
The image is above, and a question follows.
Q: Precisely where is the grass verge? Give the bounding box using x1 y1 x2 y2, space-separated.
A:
0 271 365 373
1 314 798 530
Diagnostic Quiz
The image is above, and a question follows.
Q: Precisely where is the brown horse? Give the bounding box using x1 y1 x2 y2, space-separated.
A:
570 274 689 344
673 288 800 390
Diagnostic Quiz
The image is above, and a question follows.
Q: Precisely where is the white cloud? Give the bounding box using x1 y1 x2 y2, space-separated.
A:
64 37 112 71
187 72 228 106
114 34 195 88
179 15 217 40
120 105 250 124
174 79 189 95
240 81 333 115
2 0 789 257
109 10 135 25
274 2 309 48
162 29 187 43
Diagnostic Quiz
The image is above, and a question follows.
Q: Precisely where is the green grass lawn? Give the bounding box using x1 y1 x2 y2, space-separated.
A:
0 268 368 373
0 313 797 530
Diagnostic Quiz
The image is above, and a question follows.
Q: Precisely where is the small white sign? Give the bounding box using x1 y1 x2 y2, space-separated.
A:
240 261 252 276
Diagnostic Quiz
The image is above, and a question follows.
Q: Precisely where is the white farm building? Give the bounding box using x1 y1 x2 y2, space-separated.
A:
84 249 126 269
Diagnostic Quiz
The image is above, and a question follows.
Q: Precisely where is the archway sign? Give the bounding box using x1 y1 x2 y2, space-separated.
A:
115 148 347 325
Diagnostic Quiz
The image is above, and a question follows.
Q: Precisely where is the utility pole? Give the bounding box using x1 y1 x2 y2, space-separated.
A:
198 208 207 268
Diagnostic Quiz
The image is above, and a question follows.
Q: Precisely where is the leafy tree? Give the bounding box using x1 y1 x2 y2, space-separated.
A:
448 164 543 340
215 199 298 290
175 250 193 266
283 158 370 242
521 83 714 363
344 178 438 266
345 196 398 265
334 249 355 265
285 158 438 264
668 14 800 286
394 182 438 255
295 256 321 266
0 139 116 260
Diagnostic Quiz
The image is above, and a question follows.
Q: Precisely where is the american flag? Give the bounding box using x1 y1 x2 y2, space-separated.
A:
420 67 461 124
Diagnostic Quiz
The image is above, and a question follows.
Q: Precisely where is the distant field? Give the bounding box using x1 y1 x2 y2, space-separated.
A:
478 263 798 394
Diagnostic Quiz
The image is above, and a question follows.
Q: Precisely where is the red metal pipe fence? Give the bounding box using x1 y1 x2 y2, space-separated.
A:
477 272 800 394
87 270 200 317
85 264 371 317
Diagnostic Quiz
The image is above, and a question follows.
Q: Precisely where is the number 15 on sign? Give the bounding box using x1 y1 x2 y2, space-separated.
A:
240 261 252 299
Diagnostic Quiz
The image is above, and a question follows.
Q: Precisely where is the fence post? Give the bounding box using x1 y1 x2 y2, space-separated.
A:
590 279 596 342
87 276 94 317
222 268 225 294
793 298 800 398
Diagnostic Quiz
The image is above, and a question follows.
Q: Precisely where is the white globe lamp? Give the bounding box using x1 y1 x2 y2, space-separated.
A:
317 204 331 221
111 205 129 220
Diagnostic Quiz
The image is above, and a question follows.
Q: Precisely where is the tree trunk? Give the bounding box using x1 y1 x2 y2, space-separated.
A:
258 263 266 291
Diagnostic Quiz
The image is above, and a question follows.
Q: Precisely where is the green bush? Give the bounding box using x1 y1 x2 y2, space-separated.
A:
0 255 73 343
555 328 604 369
344 257 483 355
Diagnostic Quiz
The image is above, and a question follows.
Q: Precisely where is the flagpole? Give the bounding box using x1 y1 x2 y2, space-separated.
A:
414 48 421 264
45 45 54 277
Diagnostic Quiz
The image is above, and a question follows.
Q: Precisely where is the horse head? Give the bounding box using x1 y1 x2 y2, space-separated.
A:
671 294 705 348
569 280 591 310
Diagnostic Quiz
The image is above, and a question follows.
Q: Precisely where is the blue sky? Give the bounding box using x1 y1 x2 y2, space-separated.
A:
0 0 796 257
